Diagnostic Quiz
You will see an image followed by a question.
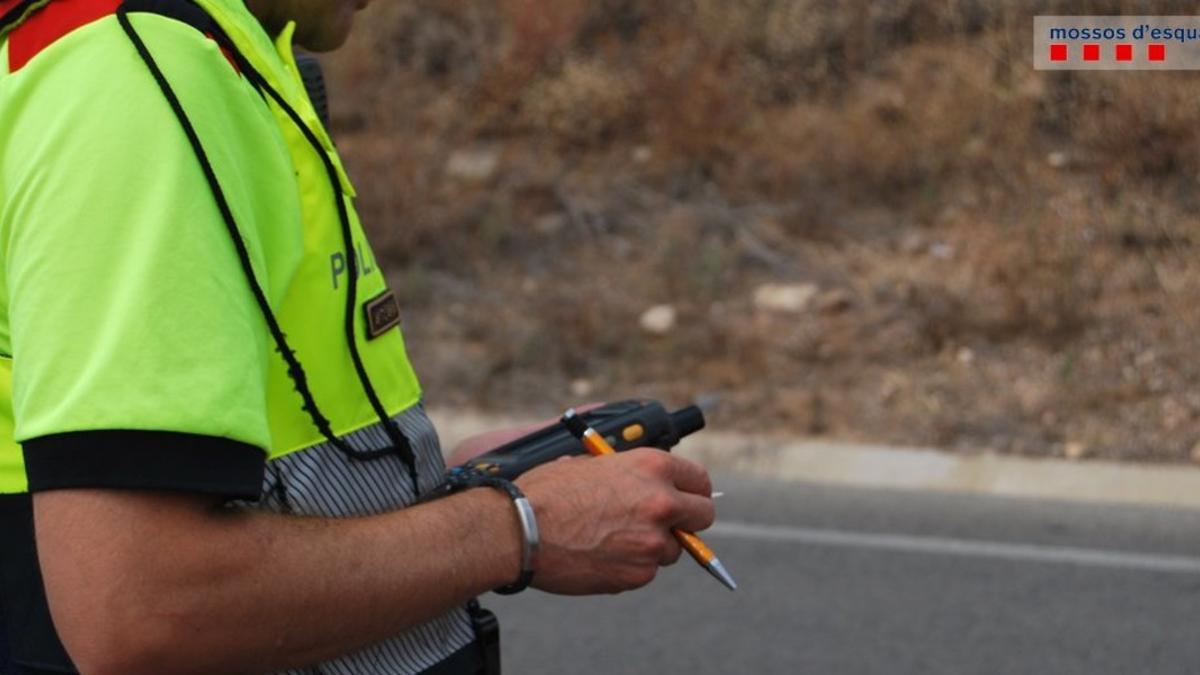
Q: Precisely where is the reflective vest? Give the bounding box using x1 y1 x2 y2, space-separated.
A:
0 0 424 494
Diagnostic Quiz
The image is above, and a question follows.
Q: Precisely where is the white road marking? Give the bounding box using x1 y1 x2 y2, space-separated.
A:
706 521 1200 574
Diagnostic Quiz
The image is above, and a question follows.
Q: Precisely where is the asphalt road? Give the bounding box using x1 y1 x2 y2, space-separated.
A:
484 472 1200 674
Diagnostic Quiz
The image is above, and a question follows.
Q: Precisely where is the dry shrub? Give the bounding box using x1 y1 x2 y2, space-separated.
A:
753 32 1035 210
323 0 1200 460
1045 72 1200 185
906 225 1095 349
328 1 501 97
641 47 752 168
522 59 640 148
500 0 590 68
688 0 999 101
465 0 591 136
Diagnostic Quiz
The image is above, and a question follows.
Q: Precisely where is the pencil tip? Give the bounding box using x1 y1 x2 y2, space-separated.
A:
707 558 738 591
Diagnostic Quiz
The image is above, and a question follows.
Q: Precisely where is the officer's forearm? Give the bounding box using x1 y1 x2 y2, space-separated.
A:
33 487 522 675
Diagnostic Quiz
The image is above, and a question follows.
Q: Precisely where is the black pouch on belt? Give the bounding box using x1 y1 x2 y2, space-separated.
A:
468 599 501 675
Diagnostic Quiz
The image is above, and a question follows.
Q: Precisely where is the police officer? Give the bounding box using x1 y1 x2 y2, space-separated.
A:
0 0 716 673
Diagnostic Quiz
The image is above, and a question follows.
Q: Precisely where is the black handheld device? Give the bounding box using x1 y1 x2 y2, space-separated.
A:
453 399 706 481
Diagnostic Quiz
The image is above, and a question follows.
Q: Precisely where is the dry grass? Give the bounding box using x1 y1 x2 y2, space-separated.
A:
323 0 1200 462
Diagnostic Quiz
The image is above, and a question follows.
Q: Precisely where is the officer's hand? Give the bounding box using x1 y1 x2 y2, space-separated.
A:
514 448 715 595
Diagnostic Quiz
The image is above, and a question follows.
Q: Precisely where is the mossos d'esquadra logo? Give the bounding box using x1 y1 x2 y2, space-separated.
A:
1034 16 1200 69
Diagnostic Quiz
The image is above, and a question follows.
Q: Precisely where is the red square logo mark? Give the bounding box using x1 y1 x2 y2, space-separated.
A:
1115 44 1133 61
1148 43 1166 61
1050 43 1068 61
1082 44 1100 61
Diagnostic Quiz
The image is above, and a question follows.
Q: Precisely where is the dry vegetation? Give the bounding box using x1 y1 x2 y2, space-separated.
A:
323 0 1200 462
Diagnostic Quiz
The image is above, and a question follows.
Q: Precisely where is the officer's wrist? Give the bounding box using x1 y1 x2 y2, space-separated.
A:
455 480 535 593
472 477 537 594
471 487 527 589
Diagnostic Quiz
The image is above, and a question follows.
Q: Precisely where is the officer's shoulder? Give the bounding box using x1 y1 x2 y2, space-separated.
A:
4 0 228 75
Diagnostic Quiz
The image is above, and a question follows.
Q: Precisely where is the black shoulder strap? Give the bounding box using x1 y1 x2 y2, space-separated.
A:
119 0 331 131
118 0 210 32
0 0 50 38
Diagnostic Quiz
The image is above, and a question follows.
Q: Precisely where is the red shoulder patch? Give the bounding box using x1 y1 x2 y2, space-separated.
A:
8 0 123 72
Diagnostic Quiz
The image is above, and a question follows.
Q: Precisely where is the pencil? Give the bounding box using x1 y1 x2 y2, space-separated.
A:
560 408 738 591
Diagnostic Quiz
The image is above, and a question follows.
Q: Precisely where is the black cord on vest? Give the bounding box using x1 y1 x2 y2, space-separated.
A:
0 0 44 37
116 7 419 488
225 51 420 478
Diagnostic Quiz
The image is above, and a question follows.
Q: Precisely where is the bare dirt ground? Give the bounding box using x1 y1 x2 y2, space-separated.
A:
324 1 1200 463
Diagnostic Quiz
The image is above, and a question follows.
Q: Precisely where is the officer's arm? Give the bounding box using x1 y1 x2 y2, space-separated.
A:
34 449 714 675
34 485 521 674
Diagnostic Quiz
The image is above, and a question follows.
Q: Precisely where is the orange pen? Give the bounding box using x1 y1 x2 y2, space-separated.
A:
561 409 738 590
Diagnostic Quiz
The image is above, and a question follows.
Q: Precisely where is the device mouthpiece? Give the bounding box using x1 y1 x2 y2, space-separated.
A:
560 409 589 438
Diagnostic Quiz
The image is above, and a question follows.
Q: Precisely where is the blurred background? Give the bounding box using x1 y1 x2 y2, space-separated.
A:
314 3 1200 673
323 0 1200 464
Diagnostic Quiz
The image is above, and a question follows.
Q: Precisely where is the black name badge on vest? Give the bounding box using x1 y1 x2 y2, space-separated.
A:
364 290 402 340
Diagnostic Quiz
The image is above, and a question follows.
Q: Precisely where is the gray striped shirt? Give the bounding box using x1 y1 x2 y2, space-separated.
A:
245 404 477 674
